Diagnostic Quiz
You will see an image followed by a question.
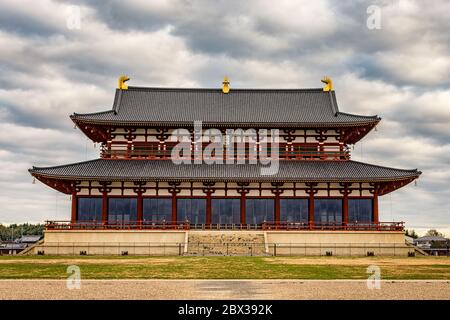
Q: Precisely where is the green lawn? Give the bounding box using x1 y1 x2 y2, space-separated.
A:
0 255 449 280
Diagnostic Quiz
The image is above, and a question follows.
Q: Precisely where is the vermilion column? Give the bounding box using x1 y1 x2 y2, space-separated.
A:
102 191 108 224
343 192 349 228
240 194 246 225
137 192 143 227
171 193 177 223
274 194 280 227
71 190 77 223
373 192 379 223
206 193 212 226
308 192 315 229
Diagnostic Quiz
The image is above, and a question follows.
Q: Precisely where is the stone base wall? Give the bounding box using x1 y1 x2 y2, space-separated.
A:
28 230 187 255
26 230 411 256
265 231 412 256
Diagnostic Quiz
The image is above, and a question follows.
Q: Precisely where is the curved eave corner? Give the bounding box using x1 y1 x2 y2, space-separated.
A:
29 167 74 194
70 115 109 143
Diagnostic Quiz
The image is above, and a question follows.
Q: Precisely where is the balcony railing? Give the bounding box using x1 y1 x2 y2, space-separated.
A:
100 143 350 160
45 220 190 230
45 221 404 231
262 221 404 231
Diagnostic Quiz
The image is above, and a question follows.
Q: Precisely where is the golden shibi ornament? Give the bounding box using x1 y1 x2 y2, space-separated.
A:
222 76 230 94
321 76 333 91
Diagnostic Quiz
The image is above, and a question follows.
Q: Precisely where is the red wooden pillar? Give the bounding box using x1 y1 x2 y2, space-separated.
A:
102 191 108 224
308 192 315 230
240 194 246 225
171 193 177 223
274 194 280 228
71 190 77 223
343 191 349 229
373 192 379 224
137 192 143 228
206 192 212 226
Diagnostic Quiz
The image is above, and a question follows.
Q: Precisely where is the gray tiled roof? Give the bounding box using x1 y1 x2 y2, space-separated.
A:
18 235 43 243
1 243 27 250
415 236 449 242
71 87 380 127
30 159 420 182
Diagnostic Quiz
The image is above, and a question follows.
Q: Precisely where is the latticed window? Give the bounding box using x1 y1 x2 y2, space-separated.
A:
348 199 373 223
77 197 102 222
280 199 309 222
108 198 137 223
246 199 275 224
177 198 206 224
314 199 343 224
143 198 172 222
211 199 240 224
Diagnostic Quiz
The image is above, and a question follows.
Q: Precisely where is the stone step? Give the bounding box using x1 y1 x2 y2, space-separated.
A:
186 231 266 256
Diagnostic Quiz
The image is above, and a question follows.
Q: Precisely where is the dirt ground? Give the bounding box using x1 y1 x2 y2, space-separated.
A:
0 279 449 300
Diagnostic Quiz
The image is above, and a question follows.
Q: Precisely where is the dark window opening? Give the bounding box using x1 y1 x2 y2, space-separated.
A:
280 199 309 223
314 199 342 224
143 198 172 222
246 199 275 224
348 199 373 223
177 198 206 224
77 197 102 222
108 198 137 223
212 199 240 224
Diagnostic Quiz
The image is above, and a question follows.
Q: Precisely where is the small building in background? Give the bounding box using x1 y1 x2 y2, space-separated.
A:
414 236 450 256
0 243 28 255
17 235 43 244
0 235 43 255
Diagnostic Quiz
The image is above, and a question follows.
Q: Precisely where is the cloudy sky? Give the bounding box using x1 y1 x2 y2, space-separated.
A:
0 0 449 235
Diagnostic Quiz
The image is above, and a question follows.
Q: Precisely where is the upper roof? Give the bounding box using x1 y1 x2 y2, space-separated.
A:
71 87 381 128
30 159 420 184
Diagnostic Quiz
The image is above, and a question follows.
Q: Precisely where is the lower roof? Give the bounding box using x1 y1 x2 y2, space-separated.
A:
29 159 421 183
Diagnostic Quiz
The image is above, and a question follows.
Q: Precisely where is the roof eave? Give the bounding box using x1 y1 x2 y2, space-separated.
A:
68 117 381 128
29 170 421 183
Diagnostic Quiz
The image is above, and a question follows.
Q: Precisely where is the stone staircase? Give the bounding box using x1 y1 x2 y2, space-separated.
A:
186 231 267 256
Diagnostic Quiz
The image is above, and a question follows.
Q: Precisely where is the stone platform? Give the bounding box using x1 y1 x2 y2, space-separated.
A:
23 230 413 256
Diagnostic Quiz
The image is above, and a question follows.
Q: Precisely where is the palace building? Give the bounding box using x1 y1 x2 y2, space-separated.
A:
27 76 421 256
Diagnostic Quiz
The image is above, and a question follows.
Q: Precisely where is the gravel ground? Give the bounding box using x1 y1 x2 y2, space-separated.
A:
0 280 449 300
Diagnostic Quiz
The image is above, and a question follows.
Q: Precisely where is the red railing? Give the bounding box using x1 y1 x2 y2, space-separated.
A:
45 220 190 230
45 220 404 231
101 142 350 161
262 221 404 231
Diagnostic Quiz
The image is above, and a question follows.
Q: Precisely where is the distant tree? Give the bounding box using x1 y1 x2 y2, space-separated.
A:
425 229 445 237
405 229 418 239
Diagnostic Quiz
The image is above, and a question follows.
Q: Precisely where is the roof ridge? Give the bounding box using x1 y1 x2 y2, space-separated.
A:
126 86 325 92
